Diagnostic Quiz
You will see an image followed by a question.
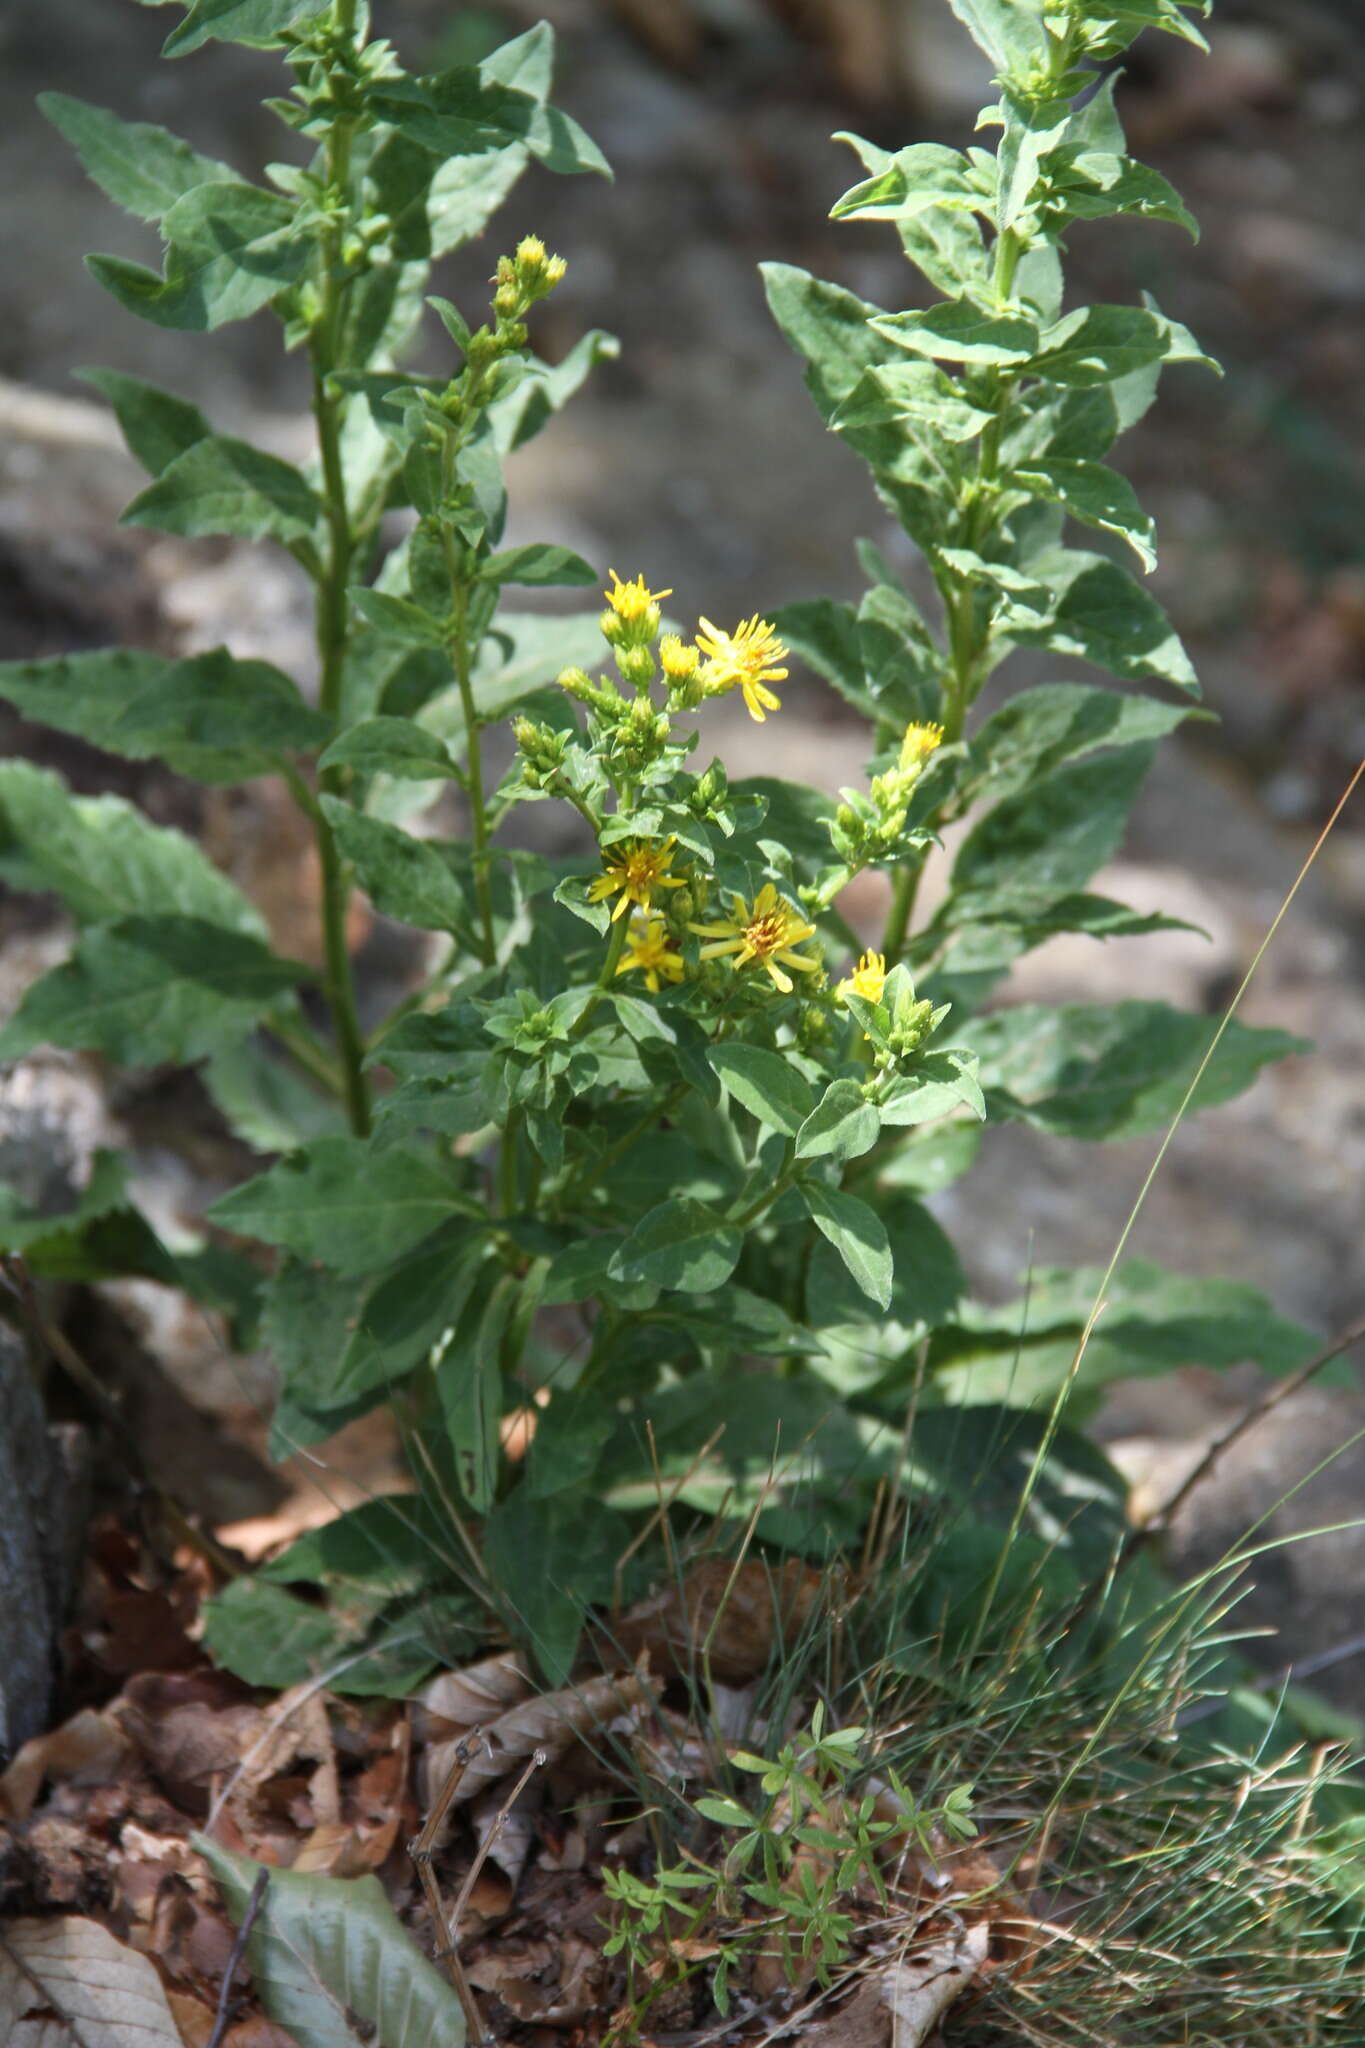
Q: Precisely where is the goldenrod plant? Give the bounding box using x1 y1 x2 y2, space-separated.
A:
0 0 1340 1720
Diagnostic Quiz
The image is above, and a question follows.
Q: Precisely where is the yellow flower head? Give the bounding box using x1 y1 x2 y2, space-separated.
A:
690 881 820 994
837 950 887 1006
900 721 945 771
660 634 700 682
696 614 789 723
604 569 672 623
615 915 685 993
587 837 686 923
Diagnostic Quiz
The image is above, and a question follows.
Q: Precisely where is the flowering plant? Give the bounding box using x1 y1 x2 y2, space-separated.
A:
0 0 1324 1692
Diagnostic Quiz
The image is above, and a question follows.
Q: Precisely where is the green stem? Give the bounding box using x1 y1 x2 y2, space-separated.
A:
499 1106 521 1216
569 913 630 1042
728 1149 797 1233
882 860 923 966
299 36 370 1138
264 1014 346 1097
446 535 497 968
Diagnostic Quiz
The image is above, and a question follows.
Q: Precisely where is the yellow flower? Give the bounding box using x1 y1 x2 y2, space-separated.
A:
899 721 945 771
696 614 788 722
837 950 887 1006
605 569 672 623
660 634 700 682
615 915 685 993
690 881 821 994
587 837 686 923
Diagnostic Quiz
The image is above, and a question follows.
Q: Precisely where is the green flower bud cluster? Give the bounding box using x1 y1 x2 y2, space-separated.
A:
513 716 569 789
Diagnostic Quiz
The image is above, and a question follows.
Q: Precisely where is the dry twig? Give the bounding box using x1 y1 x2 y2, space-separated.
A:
205 1867 269 2048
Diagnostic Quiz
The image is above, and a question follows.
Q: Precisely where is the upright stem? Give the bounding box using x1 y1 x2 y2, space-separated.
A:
303 23 371 1137
450 566 497 966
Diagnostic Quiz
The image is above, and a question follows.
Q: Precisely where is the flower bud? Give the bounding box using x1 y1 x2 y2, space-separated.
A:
618 645 657 692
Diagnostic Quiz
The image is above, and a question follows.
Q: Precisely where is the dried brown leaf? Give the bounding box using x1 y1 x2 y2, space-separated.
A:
419 1652 533 1740
613 1558 831 1683
881 1924 990 2046
0 1915 185 2046
425 1669 656 1810
0 1709 133 1825
117 1672 264 1807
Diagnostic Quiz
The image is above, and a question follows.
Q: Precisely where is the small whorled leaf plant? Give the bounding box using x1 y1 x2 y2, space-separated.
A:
0 0 1328 1693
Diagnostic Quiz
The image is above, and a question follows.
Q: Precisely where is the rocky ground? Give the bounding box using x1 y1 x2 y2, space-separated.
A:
0 0 1362 1707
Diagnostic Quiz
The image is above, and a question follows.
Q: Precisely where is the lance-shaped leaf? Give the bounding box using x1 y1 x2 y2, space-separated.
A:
946 0 1050 69
830 143 982 223
370 58 609 181
478 542 598 587
89 179 307 331
796 1079 881 1165
0 918 306 1065
200 1840 469 2048
0 760 264 934
1004 549 1199 691
761 262 902 419
773 597 871 717
878 1049 985 1127
709 1044 816 1138
319 718 460 783
872 297 1040 366
320 797 468 936
966 682 1196 803
493 327 620 451
610 1198 743 1295
832 362 995 442
835 133 991 300
121 433 322 546
210 1135 469 1277
38 92 233 220
951 741 1156 906
78 366 212 477
1042 148 1197 236
1030 303 1218 386
1010 455 1157 571
801 1181 892 1310
438 1278 511 1514
962 1000 1308 1140
163 0 317 57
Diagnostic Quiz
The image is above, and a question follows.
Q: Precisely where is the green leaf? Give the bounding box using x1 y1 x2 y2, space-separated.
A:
492 328 620 452
201 1579 358 1690
163 0 314 58
796 1080 880 1165
438 1278 510 1513
773 598 869 716
832 362 995 442
0 646 328 784
945 0 1050 69
484 1489 629 1685
963 1000 1309 1140
38 93 233 220
878 1049 985 1126
931 1259 1320 1407
708 1044 816 1138
260 1495 450 1596
1031 304 1218 386
1044 149 1197 237
479 543 597 587
78 367 212 476
0 1149 128 1255
968 682 1195 803
209 1136 467 1277
199 1840 468 2048
0 760 263 933
830 143 980 223
761 262 900 420
339 1223 489 1401
121 434 322 546
89 180 306 332
318 718 459 782
1006 549 1199 691
872 297 1040 366
370 54 610 183
350 587 450 649
951 742 1156 904
0 917 304 1064
320 797 467 937
610 1198 743 1295
203 1039 347 1152
1011 456 1157 571
800 1182 892 1310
